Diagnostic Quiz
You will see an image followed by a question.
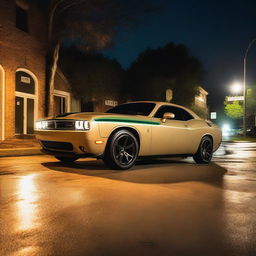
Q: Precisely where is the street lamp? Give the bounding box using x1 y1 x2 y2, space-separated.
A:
243 38 256 136
230 82 242 95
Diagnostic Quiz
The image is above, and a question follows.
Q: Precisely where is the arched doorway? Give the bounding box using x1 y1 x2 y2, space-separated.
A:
0 65 5 140
15 69 38 135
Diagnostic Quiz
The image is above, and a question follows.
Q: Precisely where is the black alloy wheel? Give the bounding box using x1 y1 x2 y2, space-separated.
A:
193 136 213 164
103 130 139 170
55 156 79 163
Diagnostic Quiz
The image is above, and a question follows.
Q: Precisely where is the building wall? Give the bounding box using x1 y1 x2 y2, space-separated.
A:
0 0 47 139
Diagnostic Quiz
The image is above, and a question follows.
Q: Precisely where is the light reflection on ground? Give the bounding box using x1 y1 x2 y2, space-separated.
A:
16 174 39 231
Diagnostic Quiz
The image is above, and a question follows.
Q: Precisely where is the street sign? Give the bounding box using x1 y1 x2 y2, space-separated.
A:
227 96 244 101
21 76 31 84
210 112 217 120
105 100 118 107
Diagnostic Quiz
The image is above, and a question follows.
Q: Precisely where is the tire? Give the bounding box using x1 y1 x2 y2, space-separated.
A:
193 136 213 164
55 156 79 163
103 130 139 170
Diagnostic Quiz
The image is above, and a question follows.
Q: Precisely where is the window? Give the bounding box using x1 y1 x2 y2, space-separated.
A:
16 4 28 32
53 90 71 116
106 103 156 116
180 109 194 121
16 71 35 94
154 106 184 120
54 95 67 116
154 105 194 121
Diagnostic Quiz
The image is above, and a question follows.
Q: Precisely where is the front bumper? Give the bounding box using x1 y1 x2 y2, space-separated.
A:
40 148 101 158
35 129 106 156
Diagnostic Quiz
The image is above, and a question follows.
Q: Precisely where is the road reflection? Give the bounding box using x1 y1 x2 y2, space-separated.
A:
16 174 39 231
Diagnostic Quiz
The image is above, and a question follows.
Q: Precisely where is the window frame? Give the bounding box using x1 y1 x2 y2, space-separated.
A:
53 89 71 115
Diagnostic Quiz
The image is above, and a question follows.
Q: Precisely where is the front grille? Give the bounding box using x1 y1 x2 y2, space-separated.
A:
47 121 56 129
40 140 73 151
56 121 75 129
46 120 76 130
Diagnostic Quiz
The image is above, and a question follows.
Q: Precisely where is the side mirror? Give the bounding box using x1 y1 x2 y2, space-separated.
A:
162 112 175 123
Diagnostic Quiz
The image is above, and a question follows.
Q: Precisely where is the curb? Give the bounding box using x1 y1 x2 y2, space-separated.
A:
0 147 44 157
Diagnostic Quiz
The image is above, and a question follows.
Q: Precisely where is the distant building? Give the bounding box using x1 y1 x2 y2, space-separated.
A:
193 86 209 119
195 86 208 108
0 0 79 141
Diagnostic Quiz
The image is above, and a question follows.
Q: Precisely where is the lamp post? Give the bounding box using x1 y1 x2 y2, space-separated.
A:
243 38 256 136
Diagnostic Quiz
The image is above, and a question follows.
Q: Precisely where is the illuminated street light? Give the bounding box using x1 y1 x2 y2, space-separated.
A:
230 82 242 94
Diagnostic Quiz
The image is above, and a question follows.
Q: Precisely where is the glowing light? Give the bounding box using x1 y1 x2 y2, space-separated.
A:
95 140 104 144
222 123 231 137
230 82 242 94
75 120 90 130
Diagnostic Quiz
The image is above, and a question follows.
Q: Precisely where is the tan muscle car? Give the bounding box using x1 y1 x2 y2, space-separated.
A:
35 101 222 169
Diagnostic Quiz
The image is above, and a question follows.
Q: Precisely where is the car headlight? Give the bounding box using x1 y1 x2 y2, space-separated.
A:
75 120 90 130
35 120 48 129
35 121 41 129
35 120 90 131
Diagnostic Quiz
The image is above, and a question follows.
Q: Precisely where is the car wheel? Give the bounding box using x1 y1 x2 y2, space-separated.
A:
193 136 213 164
103 130 139 170
55 156 79 163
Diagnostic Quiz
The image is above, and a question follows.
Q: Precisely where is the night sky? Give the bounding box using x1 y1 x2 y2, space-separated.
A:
103 0 256 111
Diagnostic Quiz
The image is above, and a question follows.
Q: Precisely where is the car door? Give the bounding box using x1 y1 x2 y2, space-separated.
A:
150 105 192 155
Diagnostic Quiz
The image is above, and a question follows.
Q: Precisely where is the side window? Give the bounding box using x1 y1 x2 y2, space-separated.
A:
16 4 28 32
154 106 184 121
180 109 194 121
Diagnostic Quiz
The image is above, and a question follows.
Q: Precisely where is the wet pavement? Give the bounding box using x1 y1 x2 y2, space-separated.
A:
1 142 256 256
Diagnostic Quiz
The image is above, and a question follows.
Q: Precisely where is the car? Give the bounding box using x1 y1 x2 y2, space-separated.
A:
246 127 256 137
35 101 222 170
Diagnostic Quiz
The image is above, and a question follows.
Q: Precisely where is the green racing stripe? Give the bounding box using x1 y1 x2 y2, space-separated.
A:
94 117 160 125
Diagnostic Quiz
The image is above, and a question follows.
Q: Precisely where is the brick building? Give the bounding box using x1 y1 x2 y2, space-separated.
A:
0 0 80 141
193 86 209 119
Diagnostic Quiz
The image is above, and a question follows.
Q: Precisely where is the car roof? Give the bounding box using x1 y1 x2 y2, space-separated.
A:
122 101 201 119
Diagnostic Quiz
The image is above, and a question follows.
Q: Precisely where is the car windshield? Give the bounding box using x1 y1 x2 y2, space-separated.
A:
106 103 156 116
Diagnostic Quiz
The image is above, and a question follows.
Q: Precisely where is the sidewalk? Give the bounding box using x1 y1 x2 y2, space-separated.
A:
223 136 256 143
0 138 43 157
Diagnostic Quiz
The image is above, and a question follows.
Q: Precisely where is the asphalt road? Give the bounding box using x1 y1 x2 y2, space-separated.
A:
1 142 256 256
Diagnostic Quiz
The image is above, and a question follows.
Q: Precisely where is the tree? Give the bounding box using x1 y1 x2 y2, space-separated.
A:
224 87 256 125
31 0 161 116
224 101 243 119
125 43 204 106
59 47 124 103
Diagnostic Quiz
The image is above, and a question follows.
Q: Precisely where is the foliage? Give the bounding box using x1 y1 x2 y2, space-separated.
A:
224 87 256 121
125 43 204 106
59 47 124 100
31 0 162 115
224 101 243 119
30 0 164 48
